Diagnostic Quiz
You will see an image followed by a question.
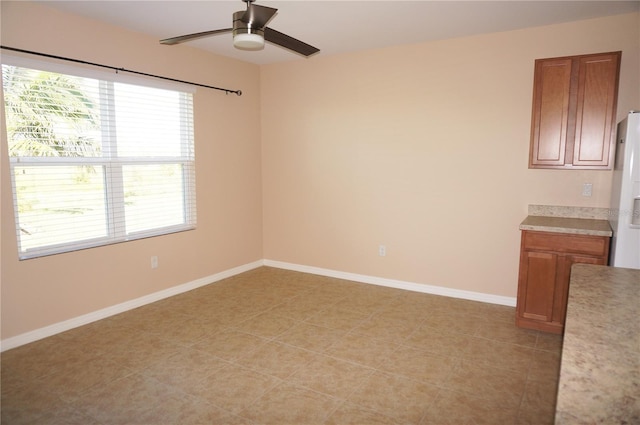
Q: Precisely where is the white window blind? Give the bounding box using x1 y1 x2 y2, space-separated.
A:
2 59 196 260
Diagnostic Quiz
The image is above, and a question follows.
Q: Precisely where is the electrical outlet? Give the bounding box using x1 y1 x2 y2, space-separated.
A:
379 245 386 257
151 256 158 269
582 183 593 197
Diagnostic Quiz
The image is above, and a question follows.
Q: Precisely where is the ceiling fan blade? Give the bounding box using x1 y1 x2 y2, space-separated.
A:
160 28 232 45
241 4 278 28
264 27 319 57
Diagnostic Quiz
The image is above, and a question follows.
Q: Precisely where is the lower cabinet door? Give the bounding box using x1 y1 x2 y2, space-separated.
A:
519 250 558 323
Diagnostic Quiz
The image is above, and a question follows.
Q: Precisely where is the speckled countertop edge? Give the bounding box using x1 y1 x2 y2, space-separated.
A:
519 216 613 236
554 264 640 424
528 205 611 220
522 205 613 236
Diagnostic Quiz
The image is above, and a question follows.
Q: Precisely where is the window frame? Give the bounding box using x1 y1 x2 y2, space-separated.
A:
2 54 197 260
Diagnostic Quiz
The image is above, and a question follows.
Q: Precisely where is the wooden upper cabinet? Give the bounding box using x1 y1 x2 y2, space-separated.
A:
529 51 621 169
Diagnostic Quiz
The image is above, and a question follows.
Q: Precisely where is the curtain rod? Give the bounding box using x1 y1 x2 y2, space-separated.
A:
0 45 242 96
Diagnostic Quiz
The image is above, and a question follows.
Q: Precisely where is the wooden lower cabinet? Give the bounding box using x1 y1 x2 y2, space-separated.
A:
516 231 609 334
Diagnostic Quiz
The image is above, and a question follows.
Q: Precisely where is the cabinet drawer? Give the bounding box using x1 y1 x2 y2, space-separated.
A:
522 231 609 257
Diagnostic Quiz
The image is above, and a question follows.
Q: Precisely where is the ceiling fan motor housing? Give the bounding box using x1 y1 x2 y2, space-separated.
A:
232 10 265 50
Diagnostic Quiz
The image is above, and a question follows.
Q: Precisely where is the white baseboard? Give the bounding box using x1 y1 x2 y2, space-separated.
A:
0 260 264 352
263 259 517 307
2 259 516 352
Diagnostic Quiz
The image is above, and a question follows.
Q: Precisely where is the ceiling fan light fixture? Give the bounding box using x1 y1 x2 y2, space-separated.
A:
233 32 265 50
160 1 319 57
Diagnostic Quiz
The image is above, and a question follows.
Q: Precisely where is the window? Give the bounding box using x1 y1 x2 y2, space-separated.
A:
2 57 196 259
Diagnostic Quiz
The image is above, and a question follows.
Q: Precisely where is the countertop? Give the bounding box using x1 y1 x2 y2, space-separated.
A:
519 215 613 237
555 264 640 424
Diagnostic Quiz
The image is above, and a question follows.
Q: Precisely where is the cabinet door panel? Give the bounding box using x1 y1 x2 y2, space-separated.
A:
521 251 558 322
573 53 621 167
529 58 572 167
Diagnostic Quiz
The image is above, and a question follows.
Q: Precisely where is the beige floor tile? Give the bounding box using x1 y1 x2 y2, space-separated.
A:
352 312 422 343
192 329 269 361
348 371 440 424
404 323 475 356
332 294 395 315
536 331 564 352
98 331 183 371
474 318 539 347
421 389 519 425
461 336 536 373
1 381 68 425
13 405 101 425
470 302 518 325
113 304 191 332
136 392 253 425
441 298 497 318
240 381 341 425
234 340 317 379
302 284 351 300
378 345 457 385
186 363 281 414
121 306 223 344
306 305 371 331
232 311 298 338
72 373 183 425
275 321 347 352
139 346 230 392
268 297 331 320
193 302 258 325
288 353 375 399
232 293 292 312
528 349 562 383
517 379 558 425
1 335 98 382
442 360 528 408
325 402 400 425
146 315 223 346
201 299 270 323
33 353 134 402
58 319 147 355
374 300 431 322
421 310 485 336
324 332 401 368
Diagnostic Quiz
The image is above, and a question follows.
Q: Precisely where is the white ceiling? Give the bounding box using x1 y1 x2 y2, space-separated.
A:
38 0 640 65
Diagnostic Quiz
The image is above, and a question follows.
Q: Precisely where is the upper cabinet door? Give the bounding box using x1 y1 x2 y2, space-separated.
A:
573 53 621 167
529 58 573 167
528 51 621 170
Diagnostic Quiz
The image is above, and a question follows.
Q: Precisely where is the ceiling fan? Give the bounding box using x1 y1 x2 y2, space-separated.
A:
160 0 320 57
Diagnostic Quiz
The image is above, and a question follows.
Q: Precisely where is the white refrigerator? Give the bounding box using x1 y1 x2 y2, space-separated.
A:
609 110 640 269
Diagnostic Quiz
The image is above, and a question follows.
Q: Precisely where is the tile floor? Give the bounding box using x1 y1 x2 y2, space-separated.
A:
1 267 563 424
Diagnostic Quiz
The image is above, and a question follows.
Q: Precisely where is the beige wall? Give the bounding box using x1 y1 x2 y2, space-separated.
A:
1 2 263 339
261 13 640 297
1 3 639 343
